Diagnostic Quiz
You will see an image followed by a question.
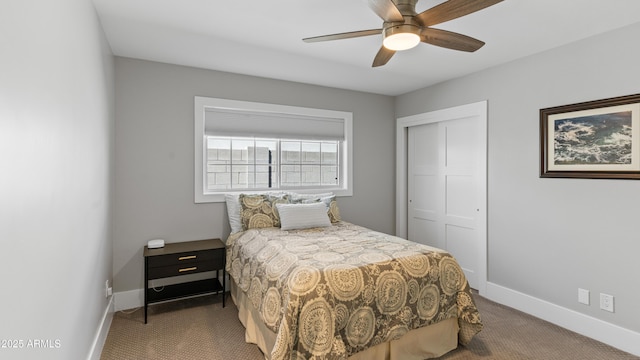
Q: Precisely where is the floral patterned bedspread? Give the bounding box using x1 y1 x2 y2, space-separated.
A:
226 222 483 360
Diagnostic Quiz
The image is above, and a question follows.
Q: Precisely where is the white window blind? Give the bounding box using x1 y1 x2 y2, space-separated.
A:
204 108 345 141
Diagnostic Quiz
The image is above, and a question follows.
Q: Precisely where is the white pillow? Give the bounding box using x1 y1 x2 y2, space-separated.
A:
276 202 332 231
225 193 243 234
287 192 334 203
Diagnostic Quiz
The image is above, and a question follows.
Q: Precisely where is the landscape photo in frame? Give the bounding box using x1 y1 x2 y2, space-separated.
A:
540 94 640 179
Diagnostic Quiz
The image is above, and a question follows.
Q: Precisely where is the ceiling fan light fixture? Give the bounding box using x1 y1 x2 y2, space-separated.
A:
383 24 420 51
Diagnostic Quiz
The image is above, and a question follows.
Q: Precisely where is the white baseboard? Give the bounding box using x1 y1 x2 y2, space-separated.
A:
485 282 640 357
114 289 144 311
86 296 114 360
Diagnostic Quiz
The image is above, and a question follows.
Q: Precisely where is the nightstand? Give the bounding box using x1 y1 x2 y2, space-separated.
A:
143 238 225 323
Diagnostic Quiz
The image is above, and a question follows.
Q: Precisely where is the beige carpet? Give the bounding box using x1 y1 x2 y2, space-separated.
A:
101 293 638 360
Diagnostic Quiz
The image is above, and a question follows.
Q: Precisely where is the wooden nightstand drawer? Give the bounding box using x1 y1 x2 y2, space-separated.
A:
147 259 218 279
147 249 223 269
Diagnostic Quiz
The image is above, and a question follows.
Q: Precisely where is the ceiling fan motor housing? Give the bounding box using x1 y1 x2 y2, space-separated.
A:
383 23 421 50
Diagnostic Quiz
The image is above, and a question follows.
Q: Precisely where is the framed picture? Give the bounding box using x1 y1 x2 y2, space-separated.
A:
540 93 640 179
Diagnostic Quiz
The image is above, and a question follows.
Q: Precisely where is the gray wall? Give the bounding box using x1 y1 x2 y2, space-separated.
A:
113 58 396 293
396 23 640 333
0 0 115 359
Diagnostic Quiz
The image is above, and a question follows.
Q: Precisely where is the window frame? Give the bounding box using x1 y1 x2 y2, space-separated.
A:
194 96 353 203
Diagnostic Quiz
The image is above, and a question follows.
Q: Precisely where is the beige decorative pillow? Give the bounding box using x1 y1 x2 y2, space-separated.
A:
239 193 289 230
327 198 341 223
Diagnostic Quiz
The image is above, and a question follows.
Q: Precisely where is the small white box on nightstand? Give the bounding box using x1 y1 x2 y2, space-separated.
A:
147 239 165 249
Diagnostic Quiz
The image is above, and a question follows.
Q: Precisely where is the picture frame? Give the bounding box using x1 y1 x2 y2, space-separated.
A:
540 93 640 179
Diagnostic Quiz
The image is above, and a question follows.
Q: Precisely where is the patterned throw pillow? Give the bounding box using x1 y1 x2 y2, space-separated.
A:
326 197 341 223
239 193 289 230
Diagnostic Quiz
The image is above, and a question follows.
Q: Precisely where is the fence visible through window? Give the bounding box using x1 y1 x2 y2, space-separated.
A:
206 137 339 191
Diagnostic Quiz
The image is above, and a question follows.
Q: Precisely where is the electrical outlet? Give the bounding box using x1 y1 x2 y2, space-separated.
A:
600 293 614 312
105 280 113 298
578 288 590 305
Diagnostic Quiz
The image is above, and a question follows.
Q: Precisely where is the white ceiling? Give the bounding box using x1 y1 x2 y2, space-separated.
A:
92 0 640 96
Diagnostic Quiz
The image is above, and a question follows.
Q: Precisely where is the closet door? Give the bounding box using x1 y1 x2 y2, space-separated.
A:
407 117 481 289
407 123 440 248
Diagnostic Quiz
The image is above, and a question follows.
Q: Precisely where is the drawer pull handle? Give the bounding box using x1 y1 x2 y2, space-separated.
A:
178 255 197 261
179 267 197 272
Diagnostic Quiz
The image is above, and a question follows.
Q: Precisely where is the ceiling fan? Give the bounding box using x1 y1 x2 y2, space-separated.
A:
303 0 503 67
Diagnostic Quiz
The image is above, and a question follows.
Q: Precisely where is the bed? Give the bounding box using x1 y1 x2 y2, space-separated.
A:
224 193 482 360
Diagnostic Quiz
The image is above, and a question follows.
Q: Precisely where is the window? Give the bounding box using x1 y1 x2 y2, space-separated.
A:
206 137 339 190
195 97 352 203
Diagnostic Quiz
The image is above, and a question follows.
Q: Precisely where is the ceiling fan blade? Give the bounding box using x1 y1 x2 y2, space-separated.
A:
421 28 485 52
367 0 404 22
303 29 382 43
372 46 396 67
415 0 503 27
